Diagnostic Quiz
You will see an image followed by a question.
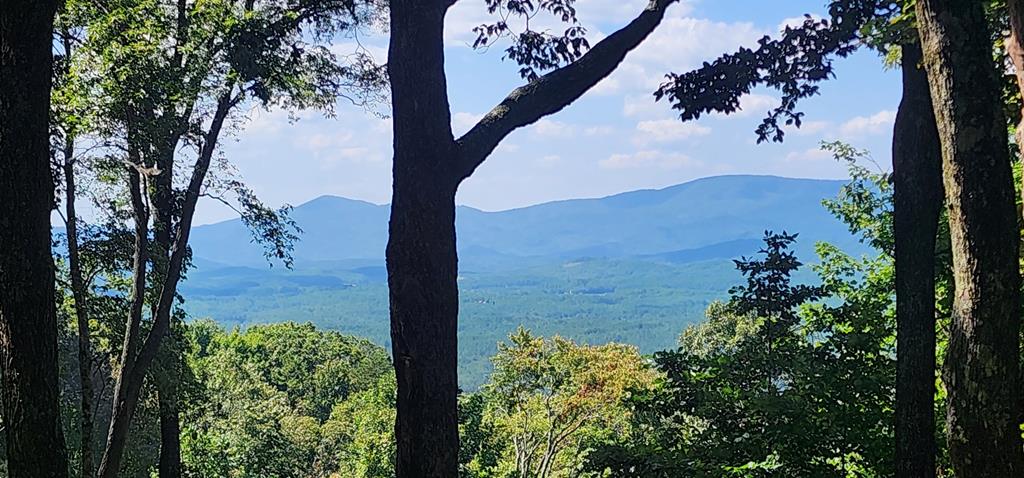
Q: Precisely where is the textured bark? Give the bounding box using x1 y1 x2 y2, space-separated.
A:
156 339 182 478
387 2 460 475
0 1 70 477
915 1 1024 476
386 0 676 475
892 40 943 478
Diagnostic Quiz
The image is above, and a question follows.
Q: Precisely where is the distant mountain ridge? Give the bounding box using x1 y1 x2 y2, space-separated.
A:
183 174 868 387
189 175 862 269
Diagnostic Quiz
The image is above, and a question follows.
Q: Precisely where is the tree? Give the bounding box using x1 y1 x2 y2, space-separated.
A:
891 39 943 478
52 5 104 474
914 0 1024 474
57 1 386 475
0 1 71 476
383 0 882 473
588 159 901 477
484 329 657 478
181 320 393 478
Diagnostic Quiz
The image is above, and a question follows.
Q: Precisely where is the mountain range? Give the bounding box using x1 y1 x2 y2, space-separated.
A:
189 175 863 268
183 175 868 387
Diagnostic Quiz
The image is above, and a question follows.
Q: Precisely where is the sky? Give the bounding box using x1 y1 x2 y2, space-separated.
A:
199 0 901 225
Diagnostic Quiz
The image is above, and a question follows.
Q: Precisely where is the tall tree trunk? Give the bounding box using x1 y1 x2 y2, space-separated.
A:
892 39 943 478
97 90 233 478
152 141 182 478
385 1 675 474
65 147 97 478
386 2 460 476
0 2 70 477
97 166 150 478
915 1 1024 476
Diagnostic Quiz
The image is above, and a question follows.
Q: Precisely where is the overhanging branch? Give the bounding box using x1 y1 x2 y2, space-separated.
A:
454 0 678 180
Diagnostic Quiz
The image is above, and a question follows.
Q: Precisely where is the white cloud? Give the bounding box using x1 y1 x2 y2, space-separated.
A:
495 142 521 154
624 94 667 118
839 110 897 137
785 147 832 163
778 14 823 33
452 111 484 136
446 0 696 47
629 18 763 69
537 154 562 167
793 120 831 136
634 119 711 144
584 125 615 136
531 119 576 137
329 42 389 64
600 150 699 170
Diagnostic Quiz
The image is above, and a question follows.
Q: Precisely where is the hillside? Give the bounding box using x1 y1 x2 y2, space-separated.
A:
183 175 865 387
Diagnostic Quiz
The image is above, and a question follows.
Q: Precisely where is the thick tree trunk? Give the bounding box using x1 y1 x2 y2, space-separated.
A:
386 2 460 476
385 1 676 474
915 1 1024 476
0 2 70 477
892 40 943 478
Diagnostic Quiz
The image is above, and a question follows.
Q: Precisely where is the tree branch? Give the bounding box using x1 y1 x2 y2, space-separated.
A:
454 0 677 179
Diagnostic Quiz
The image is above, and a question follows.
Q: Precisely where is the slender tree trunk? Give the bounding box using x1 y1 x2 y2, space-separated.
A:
892 39 943 478
157 377 182 478
65 147 97 478
97 89 233 478
387 2 460 476
152 142 182 478
97 166 150 478
915 1 1024 475
60 29 96 478
0 2 70 477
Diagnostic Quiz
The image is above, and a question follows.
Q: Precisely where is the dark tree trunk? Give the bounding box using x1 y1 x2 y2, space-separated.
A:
152 142 182 478
386 2 460 476
384 1 675 474
892 40 943 478
157 379 182 478
0 1 70 477
915 0 1024 476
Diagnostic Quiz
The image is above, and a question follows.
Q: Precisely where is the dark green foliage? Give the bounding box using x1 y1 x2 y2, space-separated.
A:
182 320 393 477
587 162 898 478
657 1 892 143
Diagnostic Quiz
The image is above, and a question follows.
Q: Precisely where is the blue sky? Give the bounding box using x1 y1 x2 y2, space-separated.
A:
202 0 900 225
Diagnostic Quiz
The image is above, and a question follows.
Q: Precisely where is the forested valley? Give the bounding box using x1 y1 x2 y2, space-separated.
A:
2 0 1024 477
